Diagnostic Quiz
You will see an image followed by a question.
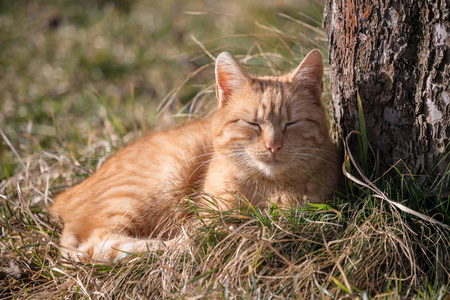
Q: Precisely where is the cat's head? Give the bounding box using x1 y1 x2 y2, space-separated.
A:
212 50 333 178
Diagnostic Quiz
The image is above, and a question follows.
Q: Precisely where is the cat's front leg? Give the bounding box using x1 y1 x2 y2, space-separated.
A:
264 189 316 208
197 191 240 212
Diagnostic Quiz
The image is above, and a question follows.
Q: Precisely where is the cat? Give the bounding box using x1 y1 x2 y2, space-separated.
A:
50 49 342 262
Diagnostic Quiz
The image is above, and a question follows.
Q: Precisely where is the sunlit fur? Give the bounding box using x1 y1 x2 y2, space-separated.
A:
50 50 342 262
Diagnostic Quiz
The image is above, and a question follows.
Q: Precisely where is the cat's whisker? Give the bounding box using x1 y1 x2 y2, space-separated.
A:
294 153 338 167
295 147 342 158
201 151 252 173
228 157 253 170
196 145 247 150
184 146 248 163
185 151 248 186
185 151 228 162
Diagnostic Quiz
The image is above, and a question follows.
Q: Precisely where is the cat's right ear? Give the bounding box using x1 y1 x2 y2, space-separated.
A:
215 52 250 107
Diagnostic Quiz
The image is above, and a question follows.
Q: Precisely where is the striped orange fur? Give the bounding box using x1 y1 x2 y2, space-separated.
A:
50 50 342 262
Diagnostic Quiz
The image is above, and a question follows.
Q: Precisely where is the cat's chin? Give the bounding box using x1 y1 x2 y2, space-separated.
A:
254 159 289 178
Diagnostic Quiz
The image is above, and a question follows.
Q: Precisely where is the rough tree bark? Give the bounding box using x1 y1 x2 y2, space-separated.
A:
324 0 450 176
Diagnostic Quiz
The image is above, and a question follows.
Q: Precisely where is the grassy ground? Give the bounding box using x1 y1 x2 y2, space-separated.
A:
1 0 449 298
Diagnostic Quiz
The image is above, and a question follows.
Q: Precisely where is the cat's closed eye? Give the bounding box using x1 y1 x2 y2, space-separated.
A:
284 122 298 131
241 119 261 130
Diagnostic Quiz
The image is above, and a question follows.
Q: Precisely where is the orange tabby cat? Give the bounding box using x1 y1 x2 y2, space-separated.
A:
50 50 342 262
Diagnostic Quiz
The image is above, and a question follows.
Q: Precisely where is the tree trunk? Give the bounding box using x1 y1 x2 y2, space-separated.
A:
324 0 450 177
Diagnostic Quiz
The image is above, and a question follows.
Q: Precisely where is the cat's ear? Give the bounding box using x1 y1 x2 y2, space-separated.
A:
215 52 250 107
289 49 323 95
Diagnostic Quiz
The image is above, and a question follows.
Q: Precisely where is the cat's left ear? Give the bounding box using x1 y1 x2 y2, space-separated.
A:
289 49 324 95
215 52 250 107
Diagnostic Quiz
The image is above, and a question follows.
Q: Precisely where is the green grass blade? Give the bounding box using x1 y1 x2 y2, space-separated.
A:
357 90 368 173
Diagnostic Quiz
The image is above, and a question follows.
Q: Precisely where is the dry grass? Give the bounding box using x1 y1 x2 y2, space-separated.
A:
1 0 450 299
1 142 449 298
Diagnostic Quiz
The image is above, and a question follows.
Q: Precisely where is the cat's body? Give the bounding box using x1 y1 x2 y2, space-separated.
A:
51 50 342 262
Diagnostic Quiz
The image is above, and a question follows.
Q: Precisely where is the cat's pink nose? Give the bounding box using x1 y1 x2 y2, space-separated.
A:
266 140 282 154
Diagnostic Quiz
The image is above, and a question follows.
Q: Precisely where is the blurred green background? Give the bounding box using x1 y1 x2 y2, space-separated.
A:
0 0 326 180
